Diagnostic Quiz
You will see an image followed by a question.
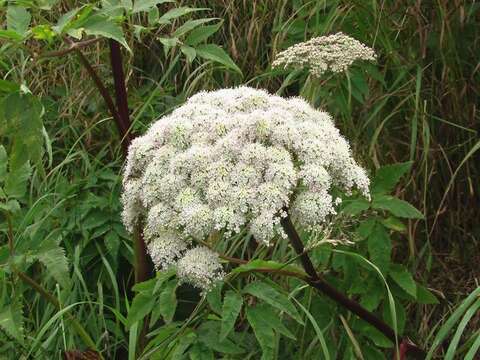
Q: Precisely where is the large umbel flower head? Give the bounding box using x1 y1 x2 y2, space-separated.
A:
272 32 376 76
121 86 370 292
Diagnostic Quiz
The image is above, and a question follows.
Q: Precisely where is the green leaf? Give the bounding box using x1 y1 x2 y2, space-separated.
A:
5 162 31 198
189 342 214 360
195 44 242 75
132 0 173 14
246 305 275 360
220 291 242 340
0 146 7 182
0 303 24 344
416 285 439 304
83 15 130 51
231 259 303 276
126 292 155 327
173 18 216 38
372 195 424 219
383 300 406 335
0 80 20 94
159 279 177 323
381 216 406 232
356 218 376 240
389 265 417 298
180 45 196 62
243 281 303 323
340 198 370 215
206 283 223 314
159 7 209 23
197 321 244 355
0 30 24 41
367 222 391 274
371 161 413 194
7 6 31 37
185 22 222 46
35 243 71 288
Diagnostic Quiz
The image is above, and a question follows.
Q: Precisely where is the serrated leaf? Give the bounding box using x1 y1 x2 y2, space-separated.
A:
83 15 130 51
159 7 209 23
132 0 173 14
185 22 222 46
7 6 31 37
372 195 424 219
126 292 155 327
0 303 24 344
371 161 412 194
367 222 391 274
159 279 177 323
243 281 302 323
195 44 242 75
35 244 71 288
389 265 417 298
220 291 242 340
173 18 216 38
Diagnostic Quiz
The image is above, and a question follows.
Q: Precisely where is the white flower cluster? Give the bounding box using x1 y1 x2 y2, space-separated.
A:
272 32 376 76
121 86 370 291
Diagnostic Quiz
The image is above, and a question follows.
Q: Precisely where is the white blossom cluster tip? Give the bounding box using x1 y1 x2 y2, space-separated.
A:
272 32 376 76
121 86 370 291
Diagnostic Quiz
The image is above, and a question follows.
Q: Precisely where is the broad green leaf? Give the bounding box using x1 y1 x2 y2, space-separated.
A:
340 198 370 215
195 44 242 74
371 161 413 194
220 291 242 340
367 222 391 274
7 6 31 37
0 80 20 93
189 342 214 360
381 216 406 232
173 18 216 38
53 5 94 34
0 303 24 344
372 195 424 219
246 306 275 360
159 7 209 23
243 281 302 323
389 265 416 298
105 230 120 259
5 162 31 198
357 321 394 348
356 218 376 240
83 15 130 51
132 0 173 14
416 285 438 304
0 93 44 169
197 321 244 354
0 200 21 213
31 25 56 42
180 45 196 62
159 279 177 323
185 22 223 46
126 292 155 327
206 283 223 314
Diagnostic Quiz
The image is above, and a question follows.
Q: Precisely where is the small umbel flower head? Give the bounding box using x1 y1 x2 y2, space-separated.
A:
122 86 370 292
272 32 376 76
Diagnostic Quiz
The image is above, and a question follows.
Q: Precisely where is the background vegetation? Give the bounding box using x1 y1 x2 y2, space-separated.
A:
0 0 478 359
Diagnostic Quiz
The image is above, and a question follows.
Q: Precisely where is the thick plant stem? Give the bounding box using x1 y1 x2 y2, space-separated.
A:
280 214 426 360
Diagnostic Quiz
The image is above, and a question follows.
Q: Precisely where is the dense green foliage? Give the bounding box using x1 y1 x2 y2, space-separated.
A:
0 0 478 359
